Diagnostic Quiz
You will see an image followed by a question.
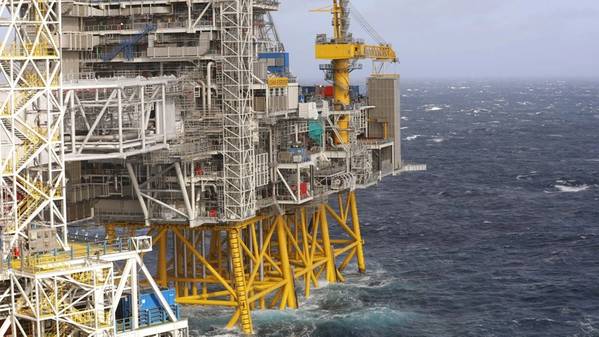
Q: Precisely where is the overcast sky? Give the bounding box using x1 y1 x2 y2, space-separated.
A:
273 0 599 83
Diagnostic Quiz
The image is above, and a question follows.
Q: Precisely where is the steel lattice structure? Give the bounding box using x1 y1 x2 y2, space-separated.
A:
0 0 67 257
0 2 190 336
221 0 257 221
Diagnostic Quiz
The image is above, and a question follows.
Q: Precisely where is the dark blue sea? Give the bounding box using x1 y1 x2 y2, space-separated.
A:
185 80 599 337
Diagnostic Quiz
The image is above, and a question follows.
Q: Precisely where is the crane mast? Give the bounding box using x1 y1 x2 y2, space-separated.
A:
315 0 397 143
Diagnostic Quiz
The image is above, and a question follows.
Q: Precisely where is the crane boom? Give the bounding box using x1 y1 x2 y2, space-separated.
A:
315 43 397 61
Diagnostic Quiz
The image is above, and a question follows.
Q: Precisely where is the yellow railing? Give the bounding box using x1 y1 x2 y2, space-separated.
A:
71 308 111 327
2 124 48 174
0 41 57 58
72 271 92 284
0 71 59 115
1 91 35 116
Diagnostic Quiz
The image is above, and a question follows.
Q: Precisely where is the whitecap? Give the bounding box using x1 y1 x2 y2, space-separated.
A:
555 184 590 193
426 106 443 112
405 135 421 141
431 137 444 143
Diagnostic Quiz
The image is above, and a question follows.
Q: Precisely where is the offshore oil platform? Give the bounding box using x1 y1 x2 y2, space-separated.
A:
0 0 423 335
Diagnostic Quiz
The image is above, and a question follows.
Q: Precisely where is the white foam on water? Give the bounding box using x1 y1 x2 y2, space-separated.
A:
431 137 445 143
555 184 590 193
426 106 443 112
406 135 421 141
516 173 537 181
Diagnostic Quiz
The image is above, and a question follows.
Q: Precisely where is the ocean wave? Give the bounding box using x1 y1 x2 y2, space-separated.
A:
406 135 422 141
554 184 590 193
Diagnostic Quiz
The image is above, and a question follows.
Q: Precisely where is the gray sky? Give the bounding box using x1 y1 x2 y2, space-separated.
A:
273 0 599 83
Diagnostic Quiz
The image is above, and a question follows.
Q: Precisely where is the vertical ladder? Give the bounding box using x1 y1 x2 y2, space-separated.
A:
228 229 253 334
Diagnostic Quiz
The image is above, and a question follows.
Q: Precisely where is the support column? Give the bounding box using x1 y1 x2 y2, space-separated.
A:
349 191 366 273
105 224 116 242
158 229 168 288
319 204 337 283
126 162 150 226
131 261 139 329
175 234 184 297
276 216 297 309
228 228 253 334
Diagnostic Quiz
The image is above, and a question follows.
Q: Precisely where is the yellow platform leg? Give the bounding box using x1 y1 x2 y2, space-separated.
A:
108 194 369 333
349 192 366 273
105 224 116 242
158 229 168 287
228 228 253 334
319 204 337 283
276 216 297 309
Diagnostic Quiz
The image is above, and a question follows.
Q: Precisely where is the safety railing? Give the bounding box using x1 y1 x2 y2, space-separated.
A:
0 42 57 58
2 236 152 273
83 20 211 32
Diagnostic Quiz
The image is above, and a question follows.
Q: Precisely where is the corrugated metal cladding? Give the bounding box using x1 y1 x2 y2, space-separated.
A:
368 74 401 169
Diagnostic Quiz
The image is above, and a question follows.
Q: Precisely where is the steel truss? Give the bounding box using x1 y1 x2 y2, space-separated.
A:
0 0 67 258
220 0 257 221
63 78 172 161
0 236 189 337
254 11 285 53
8 261 115 337
106 190 366 334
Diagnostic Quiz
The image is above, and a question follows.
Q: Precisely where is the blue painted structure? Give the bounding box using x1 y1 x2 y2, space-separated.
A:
115 288 179 331
258 52 290 74
102 24 157 62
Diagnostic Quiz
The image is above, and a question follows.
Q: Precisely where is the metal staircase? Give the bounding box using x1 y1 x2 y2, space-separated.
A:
102 24 157 61
0 0 66 259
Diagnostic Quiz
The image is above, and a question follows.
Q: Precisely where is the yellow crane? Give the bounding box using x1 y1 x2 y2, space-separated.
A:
314 0 398 143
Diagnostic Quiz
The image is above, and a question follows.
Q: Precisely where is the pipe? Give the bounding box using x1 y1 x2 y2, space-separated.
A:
207 61 214 112
66 131 140 142
197 79 207 113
